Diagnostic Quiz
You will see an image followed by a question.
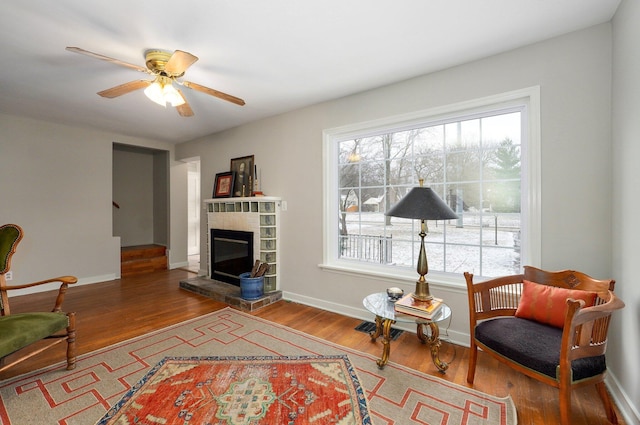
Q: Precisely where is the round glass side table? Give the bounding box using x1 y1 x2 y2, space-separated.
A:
363 292 451 372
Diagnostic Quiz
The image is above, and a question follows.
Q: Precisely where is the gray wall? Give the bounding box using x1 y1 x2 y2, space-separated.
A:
611 0 640 417
177 23 638 422
112 144 170 248
113 146 154 246
0 115 187 290
178 23 613 317
153 151 169 247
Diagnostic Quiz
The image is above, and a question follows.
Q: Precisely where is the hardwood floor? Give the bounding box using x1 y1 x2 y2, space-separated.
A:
1 269 625 424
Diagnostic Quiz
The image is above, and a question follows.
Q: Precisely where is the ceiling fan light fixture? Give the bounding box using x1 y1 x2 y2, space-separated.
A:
163 84 185 107
143 76 185 107
144 80 167 107
67 46 245 116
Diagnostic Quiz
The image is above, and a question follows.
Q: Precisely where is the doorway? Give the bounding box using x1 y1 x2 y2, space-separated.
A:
187 159 201 273
112 143 169 247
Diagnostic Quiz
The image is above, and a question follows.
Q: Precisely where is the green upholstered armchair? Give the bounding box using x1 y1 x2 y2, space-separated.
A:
0 224 78 373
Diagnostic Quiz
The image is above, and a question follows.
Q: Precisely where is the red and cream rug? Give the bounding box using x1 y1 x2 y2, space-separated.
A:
0 307 516 425
96 355 371 424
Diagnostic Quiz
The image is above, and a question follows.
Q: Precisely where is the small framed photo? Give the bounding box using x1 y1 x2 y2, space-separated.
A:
213 172 235 198
230 155 255 197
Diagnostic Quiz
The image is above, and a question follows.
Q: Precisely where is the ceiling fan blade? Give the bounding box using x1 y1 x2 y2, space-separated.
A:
66 47 149 73
98 80 151 98
183 81 245 106
165 50 198 76
176 90 194 117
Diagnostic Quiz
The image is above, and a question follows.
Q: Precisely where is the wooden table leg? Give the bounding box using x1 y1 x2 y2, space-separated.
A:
369 315 394 369
417 322 449 373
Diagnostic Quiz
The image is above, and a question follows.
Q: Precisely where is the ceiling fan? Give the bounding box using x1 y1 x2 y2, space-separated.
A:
65 47 245 117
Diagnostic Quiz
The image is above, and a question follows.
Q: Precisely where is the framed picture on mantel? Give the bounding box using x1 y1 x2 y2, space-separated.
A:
230 155 254 197
213 172 234 198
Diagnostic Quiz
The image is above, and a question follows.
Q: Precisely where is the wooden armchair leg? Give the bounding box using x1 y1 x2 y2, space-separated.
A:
559 383 572 425
595 382 618 424
467 340 478 384
65 312 77 370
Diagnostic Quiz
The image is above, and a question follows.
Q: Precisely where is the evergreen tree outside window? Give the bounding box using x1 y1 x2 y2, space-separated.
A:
323 89 540 280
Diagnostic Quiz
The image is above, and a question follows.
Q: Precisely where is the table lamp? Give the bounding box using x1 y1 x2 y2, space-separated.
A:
385 180 458 301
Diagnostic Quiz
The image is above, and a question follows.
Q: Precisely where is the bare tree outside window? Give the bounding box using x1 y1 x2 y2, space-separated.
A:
337 110 522 277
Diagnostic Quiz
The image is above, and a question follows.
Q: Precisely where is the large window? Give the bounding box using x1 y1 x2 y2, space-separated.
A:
322 89 540 281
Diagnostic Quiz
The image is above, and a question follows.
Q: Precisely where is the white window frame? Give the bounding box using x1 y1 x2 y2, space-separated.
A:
320 87 541 287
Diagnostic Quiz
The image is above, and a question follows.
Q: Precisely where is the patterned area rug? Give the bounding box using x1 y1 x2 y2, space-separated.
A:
97 355 371 425
0 307 516 425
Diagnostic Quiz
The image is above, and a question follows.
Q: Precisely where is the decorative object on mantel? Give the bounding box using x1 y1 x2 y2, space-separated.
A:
230 155 255 197
213 171 234 198
253 163 262 195
385 179 458 301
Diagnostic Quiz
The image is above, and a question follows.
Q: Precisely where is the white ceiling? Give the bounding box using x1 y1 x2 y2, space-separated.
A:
0 1 620 144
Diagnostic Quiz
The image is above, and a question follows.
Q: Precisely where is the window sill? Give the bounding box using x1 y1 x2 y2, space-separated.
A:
317 262 467 293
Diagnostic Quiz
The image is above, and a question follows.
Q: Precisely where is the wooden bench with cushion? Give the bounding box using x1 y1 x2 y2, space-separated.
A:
464 266 624 425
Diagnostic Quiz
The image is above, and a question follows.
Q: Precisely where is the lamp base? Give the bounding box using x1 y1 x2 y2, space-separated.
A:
412 280 433 302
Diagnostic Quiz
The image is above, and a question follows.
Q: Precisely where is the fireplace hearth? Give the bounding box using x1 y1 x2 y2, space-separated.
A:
179 277 282 312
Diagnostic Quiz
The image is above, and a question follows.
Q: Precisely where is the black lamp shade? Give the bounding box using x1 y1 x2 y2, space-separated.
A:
385 187 458 221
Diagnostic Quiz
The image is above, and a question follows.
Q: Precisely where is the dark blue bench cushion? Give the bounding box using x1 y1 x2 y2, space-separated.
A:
475 317 606 382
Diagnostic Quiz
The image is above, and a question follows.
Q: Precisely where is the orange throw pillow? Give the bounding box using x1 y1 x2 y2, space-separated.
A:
515 280 597 328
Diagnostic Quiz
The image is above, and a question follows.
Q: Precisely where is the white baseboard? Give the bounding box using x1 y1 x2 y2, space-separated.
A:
606 372 640 425
78 274 118 286
282 291 469 347
169 261 188 269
